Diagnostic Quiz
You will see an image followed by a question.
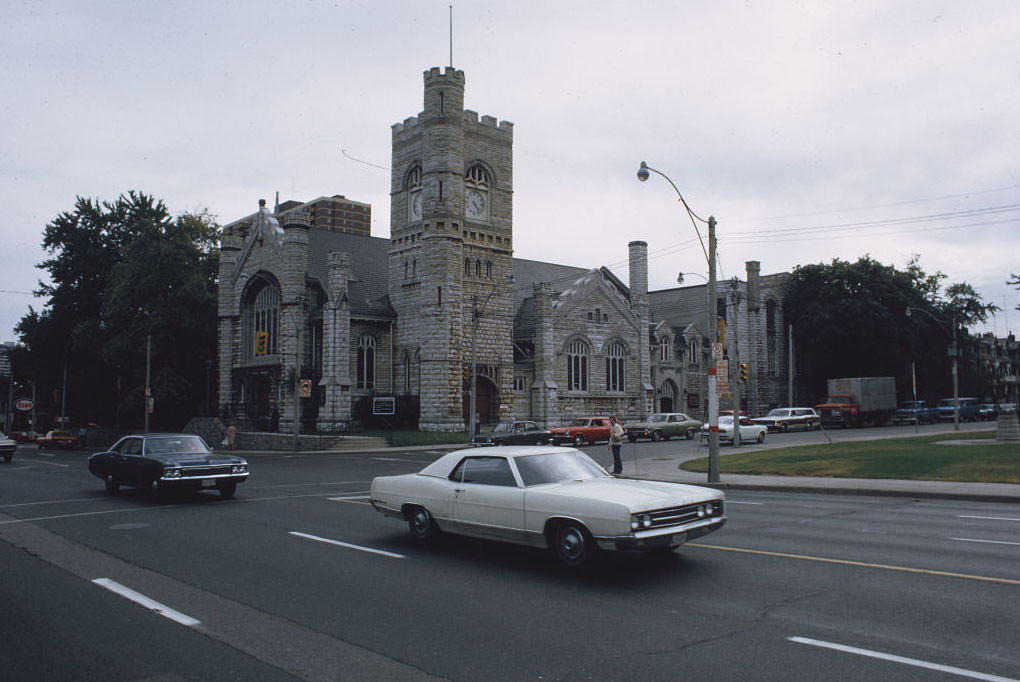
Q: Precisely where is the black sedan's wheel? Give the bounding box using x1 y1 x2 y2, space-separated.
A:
551 521 594 567
408 506 439 541
756 430 766 443
572 435 585 447
104 476 119 494
150 481 167 503
3 453 11 463
651 430 663 442
217 481 237 499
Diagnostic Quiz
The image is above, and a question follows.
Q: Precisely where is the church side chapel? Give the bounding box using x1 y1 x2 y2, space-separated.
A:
216 65 790 435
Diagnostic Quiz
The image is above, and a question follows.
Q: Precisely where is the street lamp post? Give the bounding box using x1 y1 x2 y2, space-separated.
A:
906 306 960 431
637 161 720 482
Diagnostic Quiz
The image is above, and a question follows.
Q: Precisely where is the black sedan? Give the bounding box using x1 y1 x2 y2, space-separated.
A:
88 433 249 500
471 421 555 446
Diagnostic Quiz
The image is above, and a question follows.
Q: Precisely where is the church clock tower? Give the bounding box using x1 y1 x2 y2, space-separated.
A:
389 67 515 431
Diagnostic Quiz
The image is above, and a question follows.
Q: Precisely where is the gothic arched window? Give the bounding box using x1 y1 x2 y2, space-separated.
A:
567 339 589 391
244 276 281 359
357 333 376 389
658 336 670 363
606 341 626 392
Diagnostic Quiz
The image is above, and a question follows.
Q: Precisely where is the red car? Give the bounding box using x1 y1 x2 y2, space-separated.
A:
549 417 612 447
37 430 79 450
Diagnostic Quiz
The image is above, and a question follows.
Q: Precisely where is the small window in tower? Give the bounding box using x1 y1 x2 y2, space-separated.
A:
439 91 444 115
486 261 492 279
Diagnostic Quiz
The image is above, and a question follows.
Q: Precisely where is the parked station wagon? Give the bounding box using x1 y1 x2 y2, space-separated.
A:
750 407 821 432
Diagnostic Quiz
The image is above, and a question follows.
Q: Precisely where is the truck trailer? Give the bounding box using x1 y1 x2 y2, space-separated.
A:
815 377 897 427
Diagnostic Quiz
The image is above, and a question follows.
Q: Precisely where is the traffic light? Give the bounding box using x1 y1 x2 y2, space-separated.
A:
739 363 748 383
254 331 268 356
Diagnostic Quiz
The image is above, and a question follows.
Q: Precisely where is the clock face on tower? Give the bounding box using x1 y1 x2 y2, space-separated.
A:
465 188 486 219
409 191 422 221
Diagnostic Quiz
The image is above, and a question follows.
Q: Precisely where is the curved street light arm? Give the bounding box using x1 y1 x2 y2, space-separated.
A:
638 162 711 267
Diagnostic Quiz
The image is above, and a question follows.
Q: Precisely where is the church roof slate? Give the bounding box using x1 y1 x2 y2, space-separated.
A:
307 230 395 319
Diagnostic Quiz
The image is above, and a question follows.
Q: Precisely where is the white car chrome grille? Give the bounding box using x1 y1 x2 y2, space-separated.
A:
645 501 723 528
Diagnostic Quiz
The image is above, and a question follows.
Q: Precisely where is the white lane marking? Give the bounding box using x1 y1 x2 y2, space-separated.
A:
959 515 1020 522
372 457 430 464
289 531 405 559
0 507 157 525
92 578 200 627
950 537 1020 547
727 501 764 505
788 637 1018 682
328 495 371 505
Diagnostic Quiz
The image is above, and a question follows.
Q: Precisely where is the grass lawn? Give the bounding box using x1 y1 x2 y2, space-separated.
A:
366 430 470 447
680 431 1020 484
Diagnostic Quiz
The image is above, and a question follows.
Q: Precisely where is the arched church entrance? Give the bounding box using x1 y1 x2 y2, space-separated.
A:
660 379 678 413
463 375 499 430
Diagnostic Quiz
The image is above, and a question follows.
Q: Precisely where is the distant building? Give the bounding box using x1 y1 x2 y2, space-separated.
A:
977 332 1019 403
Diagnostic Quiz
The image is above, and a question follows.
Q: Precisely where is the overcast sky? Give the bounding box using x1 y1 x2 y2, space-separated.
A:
3 0 1018 345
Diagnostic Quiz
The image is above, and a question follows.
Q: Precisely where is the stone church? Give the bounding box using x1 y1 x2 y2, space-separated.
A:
216 66 792 433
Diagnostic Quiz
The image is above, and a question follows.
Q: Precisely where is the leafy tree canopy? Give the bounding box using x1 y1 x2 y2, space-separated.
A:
785 255 997 403
16 192 219 430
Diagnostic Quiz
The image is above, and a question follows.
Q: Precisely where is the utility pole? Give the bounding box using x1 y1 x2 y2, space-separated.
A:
706 217 720 481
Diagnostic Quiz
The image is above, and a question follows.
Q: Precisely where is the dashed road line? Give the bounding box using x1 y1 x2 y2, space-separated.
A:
950 537 1020 547
788 636 1018 682
92 578 200 627
289 531 405 559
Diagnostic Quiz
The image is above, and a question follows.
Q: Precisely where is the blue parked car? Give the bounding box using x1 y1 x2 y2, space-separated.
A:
891 401 939 425
936 397 979 422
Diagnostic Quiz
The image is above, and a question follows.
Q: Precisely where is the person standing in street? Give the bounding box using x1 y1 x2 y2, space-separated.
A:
608 416 625 474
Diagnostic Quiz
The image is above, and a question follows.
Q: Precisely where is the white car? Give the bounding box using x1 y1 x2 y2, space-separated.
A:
700 415 767 444
370 446 726 567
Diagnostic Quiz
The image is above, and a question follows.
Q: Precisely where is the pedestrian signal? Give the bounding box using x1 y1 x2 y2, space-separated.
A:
254 331 268 356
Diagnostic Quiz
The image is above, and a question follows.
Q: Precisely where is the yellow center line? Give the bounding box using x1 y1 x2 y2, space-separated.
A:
687 543 1020 586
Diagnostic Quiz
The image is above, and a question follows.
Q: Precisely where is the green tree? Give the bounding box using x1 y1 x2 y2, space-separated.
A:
786 256 997 404
17 193 219 431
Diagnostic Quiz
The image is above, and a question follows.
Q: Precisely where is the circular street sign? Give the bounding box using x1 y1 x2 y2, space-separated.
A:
15 398 34 411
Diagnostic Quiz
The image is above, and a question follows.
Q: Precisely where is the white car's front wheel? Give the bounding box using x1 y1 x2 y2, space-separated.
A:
550 521 594 567
756 430 766 443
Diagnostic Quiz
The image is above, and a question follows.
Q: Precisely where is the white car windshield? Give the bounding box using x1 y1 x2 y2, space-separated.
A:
514 451 608 486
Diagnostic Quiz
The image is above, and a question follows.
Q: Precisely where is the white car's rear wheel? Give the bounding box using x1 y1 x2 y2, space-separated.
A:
408 506 438 541
551 521 594 567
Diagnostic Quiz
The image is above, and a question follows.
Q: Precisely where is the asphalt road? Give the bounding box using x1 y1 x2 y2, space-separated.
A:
1 440 1018 682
